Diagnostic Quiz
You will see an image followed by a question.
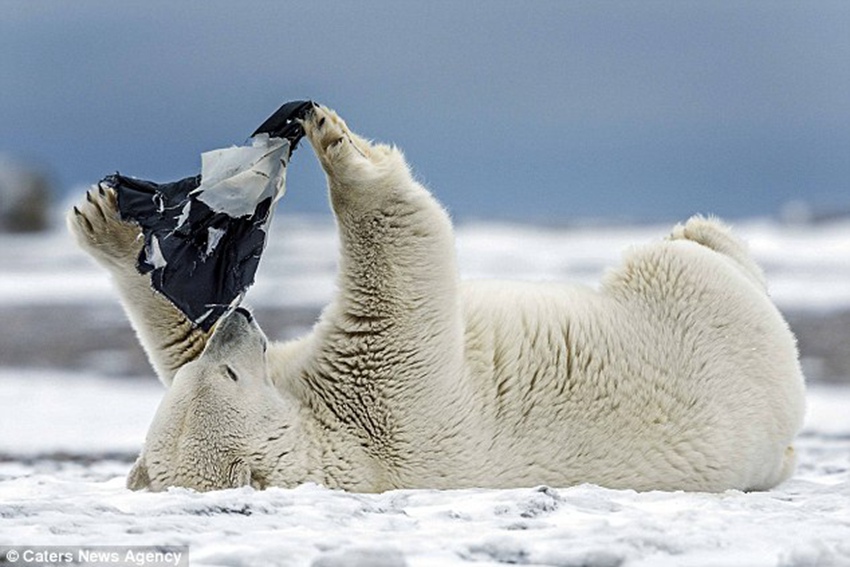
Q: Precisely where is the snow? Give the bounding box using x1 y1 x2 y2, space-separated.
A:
0 375 848 566
2 216 850 566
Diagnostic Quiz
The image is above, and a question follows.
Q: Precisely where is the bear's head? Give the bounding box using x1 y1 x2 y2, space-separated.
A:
127 307 298 492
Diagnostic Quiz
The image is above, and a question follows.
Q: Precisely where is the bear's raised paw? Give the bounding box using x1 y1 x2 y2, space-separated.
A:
67 184 142 270
301 105 399 187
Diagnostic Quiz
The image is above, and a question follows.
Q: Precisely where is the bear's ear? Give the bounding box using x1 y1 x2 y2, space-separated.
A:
127 456 151 491
228 458 252 488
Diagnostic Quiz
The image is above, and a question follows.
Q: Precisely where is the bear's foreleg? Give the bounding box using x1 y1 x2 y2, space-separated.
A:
296 106 470 466
67 185 208 385
302 106 462 357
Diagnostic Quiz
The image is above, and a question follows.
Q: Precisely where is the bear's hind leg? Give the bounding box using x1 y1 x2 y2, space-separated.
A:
669 215 766 290
68 186 208 385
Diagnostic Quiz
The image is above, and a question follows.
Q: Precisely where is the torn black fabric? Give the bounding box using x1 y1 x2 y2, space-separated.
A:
252 100 316 140
107 173 269 330
108 100 315 331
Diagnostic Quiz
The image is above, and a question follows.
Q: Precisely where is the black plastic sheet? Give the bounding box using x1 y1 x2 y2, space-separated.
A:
107 100 314 330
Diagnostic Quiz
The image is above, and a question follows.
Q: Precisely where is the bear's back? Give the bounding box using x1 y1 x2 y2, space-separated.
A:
453 243 803 490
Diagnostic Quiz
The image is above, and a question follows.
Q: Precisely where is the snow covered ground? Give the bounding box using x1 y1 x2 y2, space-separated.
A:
0 370 848 567
1 216 849 566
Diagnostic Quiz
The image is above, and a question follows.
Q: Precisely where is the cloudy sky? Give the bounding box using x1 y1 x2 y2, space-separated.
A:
2 1 849 222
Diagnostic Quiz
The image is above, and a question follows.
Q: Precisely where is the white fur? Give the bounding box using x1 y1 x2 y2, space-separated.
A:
69 105 805 493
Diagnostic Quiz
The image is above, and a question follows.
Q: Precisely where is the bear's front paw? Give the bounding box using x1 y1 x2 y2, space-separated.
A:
302 105 398 184
67 183 142 270
302 105 365 155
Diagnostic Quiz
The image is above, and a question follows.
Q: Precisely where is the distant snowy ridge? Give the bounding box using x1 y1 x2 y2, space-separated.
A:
2 215 849 311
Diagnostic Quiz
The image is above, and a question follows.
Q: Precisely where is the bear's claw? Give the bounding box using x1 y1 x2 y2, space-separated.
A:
67 184 142 270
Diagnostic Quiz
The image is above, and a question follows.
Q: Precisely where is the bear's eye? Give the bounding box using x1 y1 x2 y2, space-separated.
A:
224 365 239 382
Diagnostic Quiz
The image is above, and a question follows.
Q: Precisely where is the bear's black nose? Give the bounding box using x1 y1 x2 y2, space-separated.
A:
234 307 253 323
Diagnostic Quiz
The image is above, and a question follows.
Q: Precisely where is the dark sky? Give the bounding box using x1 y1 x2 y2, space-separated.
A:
2 1 849 222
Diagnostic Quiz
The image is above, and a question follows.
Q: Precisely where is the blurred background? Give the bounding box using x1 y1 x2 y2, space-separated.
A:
0 1 848 389
2 0 849 223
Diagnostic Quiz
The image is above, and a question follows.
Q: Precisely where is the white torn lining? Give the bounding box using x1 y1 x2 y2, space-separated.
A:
192 134 290 218
205 226 226 257
145 235 167 270
175 200 192 230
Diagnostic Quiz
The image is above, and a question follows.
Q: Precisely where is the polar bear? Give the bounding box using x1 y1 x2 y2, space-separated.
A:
69 104 805 493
